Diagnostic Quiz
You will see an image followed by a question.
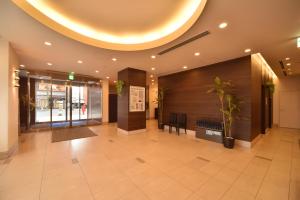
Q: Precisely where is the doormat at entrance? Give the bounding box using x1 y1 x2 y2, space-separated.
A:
52 127 97 143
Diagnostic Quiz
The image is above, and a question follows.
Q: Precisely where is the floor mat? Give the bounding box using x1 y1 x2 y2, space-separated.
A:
52 127 97 143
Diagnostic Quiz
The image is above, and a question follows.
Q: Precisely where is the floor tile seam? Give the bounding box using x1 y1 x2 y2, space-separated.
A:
76 161 97 200
253 154 274 199
38 135 50 200
288 143 295 200
218 156 262 200
102 153 151 200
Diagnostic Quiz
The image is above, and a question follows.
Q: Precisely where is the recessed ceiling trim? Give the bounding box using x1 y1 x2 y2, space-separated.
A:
12 0 207 51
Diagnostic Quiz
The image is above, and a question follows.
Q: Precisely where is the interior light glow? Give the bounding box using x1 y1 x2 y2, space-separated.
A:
218 22 228 29
26 0 205 45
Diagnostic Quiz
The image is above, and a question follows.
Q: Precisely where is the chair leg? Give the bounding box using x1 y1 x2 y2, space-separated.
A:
169 125 171 133
185 128 187 134
177 128 180 136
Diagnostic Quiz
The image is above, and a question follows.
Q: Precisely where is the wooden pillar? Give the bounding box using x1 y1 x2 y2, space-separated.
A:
117 68 146 134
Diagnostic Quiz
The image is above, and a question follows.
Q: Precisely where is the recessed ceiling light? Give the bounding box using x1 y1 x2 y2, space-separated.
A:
106 76 110 79
77 60 83 64
218 22 228 29
19 64 25 68
47 62 52 66
287 63 291 66
287 68 291 71
112 58 117 61
183 65 188 69
151 79 154 82
285 57 290 61
113 80 117 83
194 52 200 56
150 75 153 78
151 55 156 59
244 48 251 53
95 70 99 73
151 67 155 71
151 83 154 85
44 41 52 46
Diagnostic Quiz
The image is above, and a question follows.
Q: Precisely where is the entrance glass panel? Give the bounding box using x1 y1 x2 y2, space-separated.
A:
33 78 102 128
35 80 51 123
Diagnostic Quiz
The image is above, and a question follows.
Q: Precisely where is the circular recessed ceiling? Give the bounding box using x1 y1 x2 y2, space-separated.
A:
13 0 207 51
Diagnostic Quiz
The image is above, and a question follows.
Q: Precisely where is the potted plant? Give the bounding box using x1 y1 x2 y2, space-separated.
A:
208 77 242 149
115 80 124 96
222 94 242 148
207 77 231 138
157 88 166 129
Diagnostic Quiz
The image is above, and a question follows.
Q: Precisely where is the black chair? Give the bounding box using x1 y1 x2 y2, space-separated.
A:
177 113 187 135
168 113 178 133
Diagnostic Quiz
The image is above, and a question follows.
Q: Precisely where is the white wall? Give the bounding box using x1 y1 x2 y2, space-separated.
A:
0 40 19 157
273 76 300 126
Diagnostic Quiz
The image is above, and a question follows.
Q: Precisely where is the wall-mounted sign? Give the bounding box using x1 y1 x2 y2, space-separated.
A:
68 72 75 80
129 86 145 112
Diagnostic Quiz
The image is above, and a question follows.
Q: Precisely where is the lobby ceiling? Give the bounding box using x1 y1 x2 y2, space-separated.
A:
0 0 299 81
12 0 207 51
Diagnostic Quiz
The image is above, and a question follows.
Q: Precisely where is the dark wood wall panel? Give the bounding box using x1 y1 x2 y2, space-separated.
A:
117 68 146 131
159 56 253 141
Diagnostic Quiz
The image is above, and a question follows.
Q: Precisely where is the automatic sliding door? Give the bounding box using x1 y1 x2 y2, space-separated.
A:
35 80 51 126
51 80 68 127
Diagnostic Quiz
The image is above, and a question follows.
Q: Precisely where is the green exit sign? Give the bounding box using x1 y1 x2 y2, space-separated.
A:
68 72 75 80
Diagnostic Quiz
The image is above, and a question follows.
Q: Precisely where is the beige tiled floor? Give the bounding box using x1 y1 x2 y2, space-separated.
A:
0 120 299 200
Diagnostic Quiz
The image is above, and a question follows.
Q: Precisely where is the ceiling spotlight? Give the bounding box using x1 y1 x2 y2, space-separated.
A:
218 22 228 29
112 58 117 61
183 65 188 69
285 57 290 61
106 76 110 79
47 62 52 66
44 41 52 46
113 80 117 83
151 55 156 59
19 64 25 68
151 67 155 71
151 79 154 82
95 70 99 73
150 75 153 78
287 63 291 66
194 52 200 56
287 68 291 71
151 83 154 85
77 60 83 64
244 48 251 53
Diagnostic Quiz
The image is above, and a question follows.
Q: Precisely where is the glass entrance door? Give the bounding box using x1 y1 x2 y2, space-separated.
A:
34 78 102 128
51 80 69 128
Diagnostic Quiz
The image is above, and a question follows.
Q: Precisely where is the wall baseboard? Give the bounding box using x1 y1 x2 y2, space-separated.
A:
0 142 18 160
117 128 146 135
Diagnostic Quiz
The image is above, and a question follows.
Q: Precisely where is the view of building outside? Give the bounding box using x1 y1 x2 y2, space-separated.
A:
35 80 89 123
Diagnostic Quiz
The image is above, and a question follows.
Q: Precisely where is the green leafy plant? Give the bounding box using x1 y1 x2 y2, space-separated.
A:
157 88 166 129
222 94 242 138
115 80 124 96
21 94 35 111
207 77 232 137
265 81 275 95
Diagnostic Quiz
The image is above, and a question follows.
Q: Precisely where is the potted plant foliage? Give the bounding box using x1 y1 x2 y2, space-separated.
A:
157 88 166 129
115 80 124 96
265 80 275 96
208 77 242 149
222 94 242 148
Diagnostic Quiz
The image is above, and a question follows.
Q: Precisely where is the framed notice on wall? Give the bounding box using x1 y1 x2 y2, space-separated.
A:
129 86 145 112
